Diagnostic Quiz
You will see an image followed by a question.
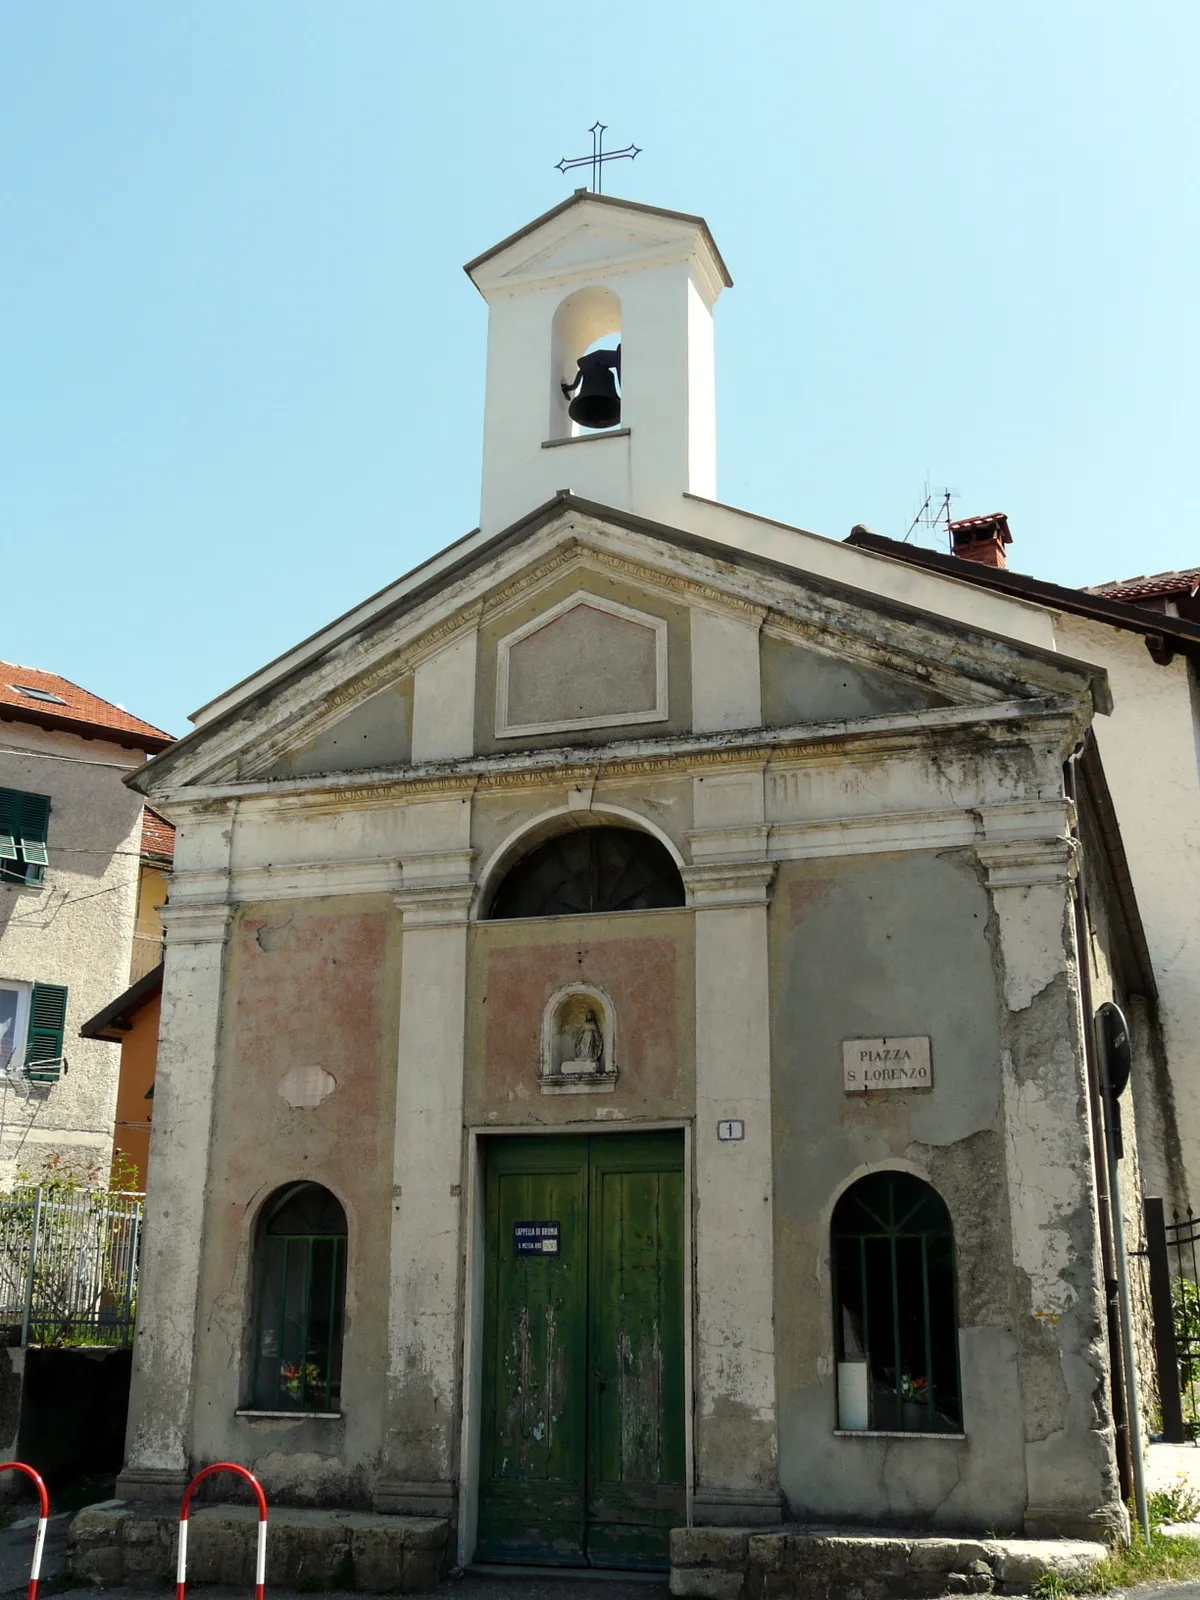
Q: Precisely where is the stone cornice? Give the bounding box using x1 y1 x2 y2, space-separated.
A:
149 698 1077 814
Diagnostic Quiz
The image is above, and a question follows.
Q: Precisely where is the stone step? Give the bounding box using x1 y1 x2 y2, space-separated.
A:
66 1501 450 1593
669 1526 1108 1600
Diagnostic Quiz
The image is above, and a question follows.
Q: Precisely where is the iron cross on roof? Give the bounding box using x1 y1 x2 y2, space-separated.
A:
555 122 641 194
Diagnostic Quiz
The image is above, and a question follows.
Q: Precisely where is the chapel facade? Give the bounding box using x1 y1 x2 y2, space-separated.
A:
119 192 1160 1562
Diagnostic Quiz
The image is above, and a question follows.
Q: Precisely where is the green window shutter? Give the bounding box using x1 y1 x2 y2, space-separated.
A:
0 791 18 860
16 792 50 867
26 983 68 1066
0 789 49 865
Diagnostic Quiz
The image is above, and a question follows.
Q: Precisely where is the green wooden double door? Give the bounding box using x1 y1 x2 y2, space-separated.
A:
477 1132 685 1570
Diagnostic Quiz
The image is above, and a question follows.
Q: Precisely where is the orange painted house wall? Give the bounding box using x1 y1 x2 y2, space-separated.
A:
111 990 159 1188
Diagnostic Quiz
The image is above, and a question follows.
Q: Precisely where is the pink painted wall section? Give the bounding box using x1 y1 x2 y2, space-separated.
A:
467 916 695 1122
217 903 395 1236
190 899 401 1495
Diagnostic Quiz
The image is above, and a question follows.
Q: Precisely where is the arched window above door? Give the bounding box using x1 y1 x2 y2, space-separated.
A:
487 826 685 920
250 1182 347 1414
832 1171 962 1434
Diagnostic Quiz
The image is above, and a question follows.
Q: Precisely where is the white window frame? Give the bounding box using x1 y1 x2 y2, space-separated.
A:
0 980 31 1076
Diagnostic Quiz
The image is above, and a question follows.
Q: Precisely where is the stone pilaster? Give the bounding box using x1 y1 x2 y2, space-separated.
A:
375 819 473 1518
684 857 783 1526
117 899 233 1501
977 825 1124 1542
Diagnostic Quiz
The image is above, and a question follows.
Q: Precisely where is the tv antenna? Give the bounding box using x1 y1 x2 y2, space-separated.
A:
904 482 956 547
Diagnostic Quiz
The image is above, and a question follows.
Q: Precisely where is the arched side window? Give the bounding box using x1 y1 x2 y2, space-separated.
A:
832 1172 961 1434
251 1182 347 1414
488 826 685 920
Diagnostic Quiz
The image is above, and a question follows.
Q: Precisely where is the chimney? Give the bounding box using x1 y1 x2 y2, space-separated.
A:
948 513 1012 570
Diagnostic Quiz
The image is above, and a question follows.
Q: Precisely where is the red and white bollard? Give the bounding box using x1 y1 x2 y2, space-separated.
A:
0 1461 50 1600
177 1463 268 1600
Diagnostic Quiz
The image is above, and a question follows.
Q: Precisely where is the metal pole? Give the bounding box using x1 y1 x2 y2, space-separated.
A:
19 1189 42 1350
1105 1104 1151 1541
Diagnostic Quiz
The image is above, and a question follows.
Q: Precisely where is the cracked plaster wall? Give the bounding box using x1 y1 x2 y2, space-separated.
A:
769 849 1120 1536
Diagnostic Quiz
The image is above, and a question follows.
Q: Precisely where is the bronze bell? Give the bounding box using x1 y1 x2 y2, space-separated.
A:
562 344 621 430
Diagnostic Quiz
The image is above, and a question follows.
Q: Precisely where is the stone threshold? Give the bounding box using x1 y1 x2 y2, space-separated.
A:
669 1526 1109 1600
67 1501 449 1593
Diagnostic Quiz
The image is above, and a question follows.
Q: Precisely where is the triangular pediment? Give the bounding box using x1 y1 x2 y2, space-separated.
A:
466 193 731 302
131 497 1102 801
498 220 690 284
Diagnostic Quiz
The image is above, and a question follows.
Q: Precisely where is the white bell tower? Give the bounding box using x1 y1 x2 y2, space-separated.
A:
465 191 731 536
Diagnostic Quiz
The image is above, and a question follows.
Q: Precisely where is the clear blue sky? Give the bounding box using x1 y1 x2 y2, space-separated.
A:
3 2 1196 737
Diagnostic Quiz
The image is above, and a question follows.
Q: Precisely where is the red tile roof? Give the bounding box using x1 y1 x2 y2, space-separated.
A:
0 662 172 753
1086 568 1200 602
140 807 175 861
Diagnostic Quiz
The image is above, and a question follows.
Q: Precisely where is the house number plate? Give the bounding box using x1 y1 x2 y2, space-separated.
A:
842 1036 933 1092
513 1221 560 1256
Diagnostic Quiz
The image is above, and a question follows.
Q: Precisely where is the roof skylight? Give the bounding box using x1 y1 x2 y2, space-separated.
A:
10 685 68 706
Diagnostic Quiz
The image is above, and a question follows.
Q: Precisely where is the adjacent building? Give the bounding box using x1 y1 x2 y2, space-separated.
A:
0 665 171 1187
80 806 175 1188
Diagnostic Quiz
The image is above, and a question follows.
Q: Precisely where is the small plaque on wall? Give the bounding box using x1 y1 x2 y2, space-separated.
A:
842 1037 932 1093
513 1222 560 1256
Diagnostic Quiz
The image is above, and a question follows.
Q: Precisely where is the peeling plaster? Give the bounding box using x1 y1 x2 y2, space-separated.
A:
991 886 1069 1013
1000 1048 1082 1321
277 1066 337 1110
256 916 294 952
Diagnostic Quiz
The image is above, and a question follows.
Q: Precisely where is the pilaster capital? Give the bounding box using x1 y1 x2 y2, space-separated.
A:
395 847 475 929
976 837 1078 890
158 901 234 946
682 860 777 910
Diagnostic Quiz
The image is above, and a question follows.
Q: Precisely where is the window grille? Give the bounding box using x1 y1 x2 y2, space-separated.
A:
251 1183 347 1413
832 1171 962 1433
488 826 684 920
0 790 50 886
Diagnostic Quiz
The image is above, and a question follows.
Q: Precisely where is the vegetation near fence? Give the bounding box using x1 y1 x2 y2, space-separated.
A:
0 1157 142 1347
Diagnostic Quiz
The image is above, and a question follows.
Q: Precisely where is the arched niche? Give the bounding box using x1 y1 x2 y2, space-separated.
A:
540 982 618 1094
550 284 622 439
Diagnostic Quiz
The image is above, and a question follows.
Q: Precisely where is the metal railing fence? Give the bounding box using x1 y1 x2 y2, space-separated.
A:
1142 1197 1200 1441
0 1187 142 1347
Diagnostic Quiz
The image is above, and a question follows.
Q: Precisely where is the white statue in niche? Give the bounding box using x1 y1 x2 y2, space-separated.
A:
566 1009 604 1074
541 986 617 1093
